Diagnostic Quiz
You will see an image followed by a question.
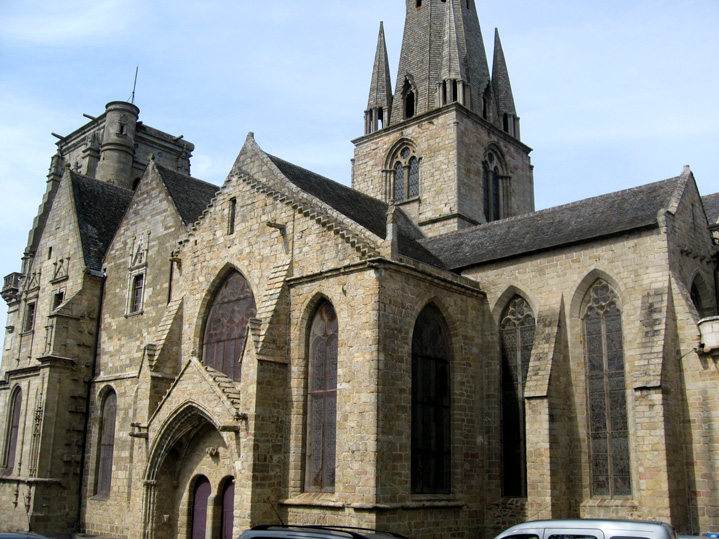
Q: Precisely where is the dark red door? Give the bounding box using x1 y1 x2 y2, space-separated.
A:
221 479 235 539
191 476 211 539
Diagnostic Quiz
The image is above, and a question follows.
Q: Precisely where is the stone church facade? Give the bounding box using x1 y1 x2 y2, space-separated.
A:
1 2 718 539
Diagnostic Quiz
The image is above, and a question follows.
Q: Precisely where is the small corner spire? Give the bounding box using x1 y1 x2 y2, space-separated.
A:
365 22 393 135
492 28 519 138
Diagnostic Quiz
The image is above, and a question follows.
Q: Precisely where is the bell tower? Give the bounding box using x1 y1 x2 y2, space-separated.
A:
352 0 535 236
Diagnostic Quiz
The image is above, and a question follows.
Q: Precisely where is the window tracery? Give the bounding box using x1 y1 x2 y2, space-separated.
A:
391 146 420 203
201 271 257 381
582 280 630 497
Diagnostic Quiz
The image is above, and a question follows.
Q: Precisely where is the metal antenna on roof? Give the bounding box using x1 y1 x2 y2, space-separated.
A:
129 66 139 104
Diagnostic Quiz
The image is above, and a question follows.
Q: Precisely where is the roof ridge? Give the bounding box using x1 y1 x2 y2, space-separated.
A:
430 176 683 242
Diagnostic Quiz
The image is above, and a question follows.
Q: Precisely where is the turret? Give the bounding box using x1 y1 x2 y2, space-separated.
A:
95 101 140 189
365 22 394 134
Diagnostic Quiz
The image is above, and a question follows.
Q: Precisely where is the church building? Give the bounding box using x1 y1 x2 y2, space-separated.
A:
1 2 718 539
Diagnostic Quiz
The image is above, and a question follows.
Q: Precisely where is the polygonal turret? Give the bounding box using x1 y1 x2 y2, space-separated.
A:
365 22 394 134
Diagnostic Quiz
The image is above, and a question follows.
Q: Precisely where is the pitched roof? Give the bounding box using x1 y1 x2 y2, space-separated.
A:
70 172 133 271
703 192 719 225
155 163 219 226
422 177 684 270
267 155 446 268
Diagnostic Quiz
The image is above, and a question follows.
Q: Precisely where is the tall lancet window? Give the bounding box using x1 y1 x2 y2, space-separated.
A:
202 271 257 381
4 388 22 472
500 296 535 497
95 389 117 496
411 304 451 494
583 280 631 497
305 301 338 492
483 151 503 222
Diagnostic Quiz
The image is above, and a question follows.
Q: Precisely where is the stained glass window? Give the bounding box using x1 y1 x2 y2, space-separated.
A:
305 301 338 492
500 296 535 497
583 280 631 497
96 390 117 496
411 304 451 494
202 272 257 381
5 388 22 471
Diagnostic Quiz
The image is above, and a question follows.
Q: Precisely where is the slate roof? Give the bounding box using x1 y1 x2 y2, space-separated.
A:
70 172 133 271
421 177 684 270
267 155 446 268
155 163 219 226
703 193 719 225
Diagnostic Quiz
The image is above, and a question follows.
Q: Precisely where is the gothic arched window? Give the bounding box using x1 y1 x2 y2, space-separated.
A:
583 280 631 497
202 272 257 381
392 146 420 203
4 388 22 471
411 304 451 494
500 296 535 497
95 389 117 496
402 79 416 120
305 301 338 492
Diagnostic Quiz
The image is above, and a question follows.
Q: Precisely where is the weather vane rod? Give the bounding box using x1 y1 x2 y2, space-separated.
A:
130 66 139 104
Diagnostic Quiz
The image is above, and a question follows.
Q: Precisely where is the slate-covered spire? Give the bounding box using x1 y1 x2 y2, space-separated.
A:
438 1 469 107
365 22 394 135
492 28 520 139
390 0 491 124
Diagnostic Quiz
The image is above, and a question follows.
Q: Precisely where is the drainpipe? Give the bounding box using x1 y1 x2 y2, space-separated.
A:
76 268 106 530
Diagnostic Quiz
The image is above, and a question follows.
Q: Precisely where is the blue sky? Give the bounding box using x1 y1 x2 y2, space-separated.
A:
0 0 718 328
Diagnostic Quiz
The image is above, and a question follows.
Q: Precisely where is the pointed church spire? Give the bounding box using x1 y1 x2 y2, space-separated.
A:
438 1 469 107
365 22 393 135
492 28 520 139
390 0 491 124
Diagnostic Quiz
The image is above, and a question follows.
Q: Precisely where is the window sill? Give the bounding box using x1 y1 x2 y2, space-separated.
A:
396 196 420 206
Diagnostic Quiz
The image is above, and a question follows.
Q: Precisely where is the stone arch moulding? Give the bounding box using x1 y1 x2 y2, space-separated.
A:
144 401 232 483
411 297 458 363
383 137 421 170
294 291 339 344
492 285 537 322
569 268 625 321
193 263 256 360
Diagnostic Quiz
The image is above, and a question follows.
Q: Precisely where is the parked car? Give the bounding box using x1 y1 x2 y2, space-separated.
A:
493 519 678 539
238 525 412 539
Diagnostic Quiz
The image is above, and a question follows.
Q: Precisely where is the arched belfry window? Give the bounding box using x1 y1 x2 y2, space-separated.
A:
202 271 257 381
402 78 416 120
95 389 117 496
391 146 420 203
500 296 535 497
411 304 451 494
483 149 504 223
4 388 22 472
305 301 338 492
582 280 631 497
